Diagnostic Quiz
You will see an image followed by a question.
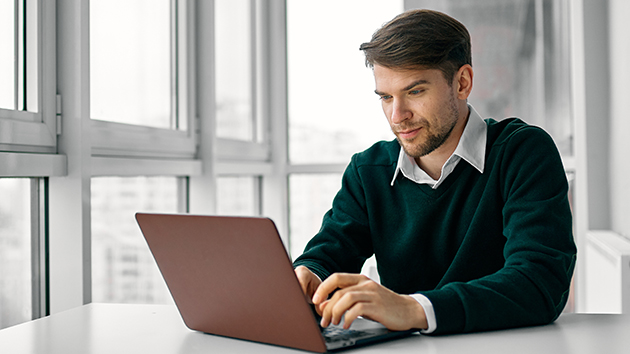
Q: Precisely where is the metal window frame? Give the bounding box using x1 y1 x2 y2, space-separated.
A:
30 178 48 319
0 0 57 153
89 0 196 160
214 0 271 163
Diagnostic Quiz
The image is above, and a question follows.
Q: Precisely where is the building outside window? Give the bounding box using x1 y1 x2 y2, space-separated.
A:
0 179 32 329
91 176 179 304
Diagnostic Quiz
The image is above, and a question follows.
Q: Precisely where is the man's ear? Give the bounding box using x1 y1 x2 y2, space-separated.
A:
455 64 473 100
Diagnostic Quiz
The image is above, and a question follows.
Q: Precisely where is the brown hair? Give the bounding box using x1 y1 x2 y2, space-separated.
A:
360 9 471 84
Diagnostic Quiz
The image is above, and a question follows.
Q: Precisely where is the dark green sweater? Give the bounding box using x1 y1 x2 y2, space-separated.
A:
293 118 577 335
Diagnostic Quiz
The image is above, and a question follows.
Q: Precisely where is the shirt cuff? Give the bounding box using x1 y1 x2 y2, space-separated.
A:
410 293 437 334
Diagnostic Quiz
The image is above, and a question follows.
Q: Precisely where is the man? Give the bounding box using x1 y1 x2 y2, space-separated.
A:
293 9 576 335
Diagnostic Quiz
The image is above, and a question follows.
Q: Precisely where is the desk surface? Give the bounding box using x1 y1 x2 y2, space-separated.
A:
0 303 628 354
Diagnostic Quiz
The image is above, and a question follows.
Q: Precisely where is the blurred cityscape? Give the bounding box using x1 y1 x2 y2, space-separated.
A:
90 173 346 304
91 177 178 305
0 179 32 329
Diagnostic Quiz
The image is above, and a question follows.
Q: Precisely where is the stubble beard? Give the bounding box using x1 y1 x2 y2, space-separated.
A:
395 95 460 159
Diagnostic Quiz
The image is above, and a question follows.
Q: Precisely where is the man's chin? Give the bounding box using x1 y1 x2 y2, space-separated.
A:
399 141 429 159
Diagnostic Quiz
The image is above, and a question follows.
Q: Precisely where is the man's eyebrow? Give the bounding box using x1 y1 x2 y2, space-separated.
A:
374 79 431 96
403 79 430 91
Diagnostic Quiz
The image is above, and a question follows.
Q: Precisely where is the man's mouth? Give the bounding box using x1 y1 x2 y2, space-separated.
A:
396 127 422 140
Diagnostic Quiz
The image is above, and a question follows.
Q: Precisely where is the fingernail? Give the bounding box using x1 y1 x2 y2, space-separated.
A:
312 294 321 304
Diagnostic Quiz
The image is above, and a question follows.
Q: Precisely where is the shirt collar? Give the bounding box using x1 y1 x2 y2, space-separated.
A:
390 104 487 186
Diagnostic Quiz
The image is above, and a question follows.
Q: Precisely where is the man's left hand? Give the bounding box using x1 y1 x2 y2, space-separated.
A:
311 273 428 331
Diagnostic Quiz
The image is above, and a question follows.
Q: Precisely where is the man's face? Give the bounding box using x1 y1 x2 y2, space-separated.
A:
373 65 462 159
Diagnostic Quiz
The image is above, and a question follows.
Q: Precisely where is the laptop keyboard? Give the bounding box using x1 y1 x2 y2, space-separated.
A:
311 305 374 344
322 326 371 343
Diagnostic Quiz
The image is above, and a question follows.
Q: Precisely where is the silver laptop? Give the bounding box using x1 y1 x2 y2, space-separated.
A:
136 213 417 352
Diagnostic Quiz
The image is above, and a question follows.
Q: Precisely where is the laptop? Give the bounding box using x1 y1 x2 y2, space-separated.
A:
135 213 417 352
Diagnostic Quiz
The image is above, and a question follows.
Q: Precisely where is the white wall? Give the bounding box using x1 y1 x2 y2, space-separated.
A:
582 0 611 230
608 0 630 239
578 0 630 313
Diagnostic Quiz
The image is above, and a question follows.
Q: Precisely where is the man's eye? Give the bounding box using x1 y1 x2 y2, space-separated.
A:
409 89 424 95
379 95 392 101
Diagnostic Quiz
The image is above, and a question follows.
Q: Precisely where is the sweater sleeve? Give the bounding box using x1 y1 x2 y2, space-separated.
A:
293 154 375 281
420 126 577 334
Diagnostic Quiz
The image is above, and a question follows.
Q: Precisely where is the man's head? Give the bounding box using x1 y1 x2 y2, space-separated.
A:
364 10 474 165
360 9 471 85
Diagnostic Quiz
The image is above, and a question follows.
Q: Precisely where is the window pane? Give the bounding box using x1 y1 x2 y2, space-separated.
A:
0 179 32 329
216 176 258 216
215 0 254 141
90 0 172 128
24 0 38 113
288 174 341 260
406 0 573 156
0 0 15 110
91 176 178 304
287 0 402 164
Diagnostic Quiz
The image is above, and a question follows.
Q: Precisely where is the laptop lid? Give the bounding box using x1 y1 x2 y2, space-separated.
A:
135 213 415 352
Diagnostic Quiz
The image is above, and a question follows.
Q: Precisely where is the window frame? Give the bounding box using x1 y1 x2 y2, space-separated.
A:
88 0 196 160
86 0 200 305
214 0 271 163
30 178 49 320
0 0 57 154
0 177 50 330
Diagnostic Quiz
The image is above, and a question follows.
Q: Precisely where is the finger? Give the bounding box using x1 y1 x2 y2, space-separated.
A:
319 287 372 327
312 273 368 305
318 288 347 327
318 300 331 327
294 266 320 300
315 299 326 316
342 302 375 329
328 289 372 326
294 267 310 296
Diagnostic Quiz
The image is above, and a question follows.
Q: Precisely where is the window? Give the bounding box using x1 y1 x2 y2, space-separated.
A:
0 178 46 329
288 174 341 259
91 176 181 304
87 1 197 305
89 0 194 159
405 0 573 157
90 0 173 129
0 0 37 112
286 0 403 266
0 0 16 110
214 0 269 162
287 0 401 164
216 176 260 216
212 1 271 238
0 179 32 328
0 0 53 326
214 0 255 141
0 0 56 153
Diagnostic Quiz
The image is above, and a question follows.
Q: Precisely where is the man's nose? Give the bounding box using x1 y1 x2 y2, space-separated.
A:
390 99 411 125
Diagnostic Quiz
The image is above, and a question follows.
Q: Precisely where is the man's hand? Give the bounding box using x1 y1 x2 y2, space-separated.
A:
294 266 322 303
312 273 428 331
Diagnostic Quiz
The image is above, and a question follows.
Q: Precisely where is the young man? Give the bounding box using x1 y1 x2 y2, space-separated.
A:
293 9 576 335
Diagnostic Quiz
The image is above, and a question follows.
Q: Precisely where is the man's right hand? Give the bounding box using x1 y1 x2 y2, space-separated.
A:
294 266 322 304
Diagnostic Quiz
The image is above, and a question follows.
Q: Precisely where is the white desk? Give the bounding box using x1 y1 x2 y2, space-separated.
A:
0 303 628 353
